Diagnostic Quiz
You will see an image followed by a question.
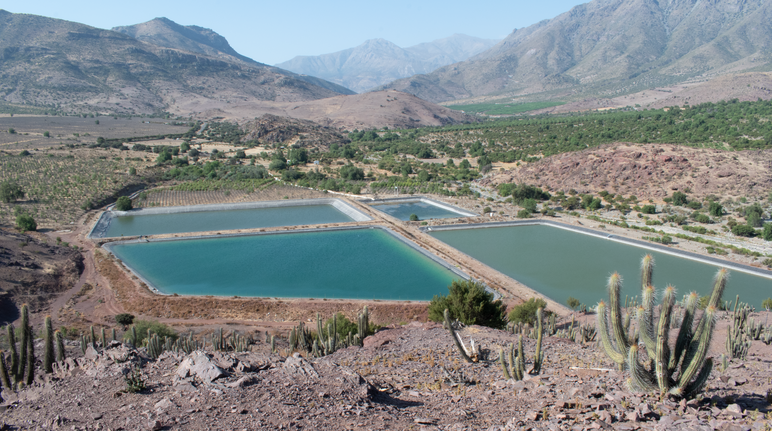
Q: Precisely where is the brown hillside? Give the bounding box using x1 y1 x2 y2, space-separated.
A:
480 143 772 201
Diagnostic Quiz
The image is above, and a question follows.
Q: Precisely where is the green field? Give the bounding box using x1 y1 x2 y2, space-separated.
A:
447 101 565 115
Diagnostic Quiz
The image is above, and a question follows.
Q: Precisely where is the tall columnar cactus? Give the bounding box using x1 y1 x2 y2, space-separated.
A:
358 306 369 345
111 328 117 342
43 316 54 374
90 326 96 348
6 324 18 381
597 254 727 399
55 330 66 362
444 309 478 363
726 297 752 359
25 325 35 386
18 304 29 384
270 335 276 354
146 332 164 359
101 327 107 349
530 307 545 374
0 350 11 390
500 334 527 380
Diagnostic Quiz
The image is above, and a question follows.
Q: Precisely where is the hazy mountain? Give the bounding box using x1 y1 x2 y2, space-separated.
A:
276 34 499 93
378 0 772 103
112 18 354 95
0 10 352 115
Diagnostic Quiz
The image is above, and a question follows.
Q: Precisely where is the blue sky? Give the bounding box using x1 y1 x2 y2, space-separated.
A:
7 1 588 65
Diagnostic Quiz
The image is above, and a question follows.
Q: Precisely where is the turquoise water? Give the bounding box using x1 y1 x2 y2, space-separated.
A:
110 228 459 300
430 225 772 308
372 201 467 221
98 205 353 238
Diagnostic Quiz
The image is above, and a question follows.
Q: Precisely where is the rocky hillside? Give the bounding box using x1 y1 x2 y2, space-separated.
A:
379 0 772 103
2 318 770 430
0 11 351 115
277 34 498 93
480 143 772 201
241 114 350 148
0 230 83 325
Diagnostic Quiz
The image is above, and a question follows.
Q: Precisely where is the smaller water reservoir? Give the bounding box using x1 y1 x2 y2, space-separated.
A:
370 198 474 221
90 199 369 238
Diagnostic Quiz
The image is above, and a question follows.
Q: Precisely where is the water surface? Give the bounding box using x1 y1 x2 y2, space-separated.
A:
429 225 771 308
110 228 459 300
99 205 352 238
372 201 467 221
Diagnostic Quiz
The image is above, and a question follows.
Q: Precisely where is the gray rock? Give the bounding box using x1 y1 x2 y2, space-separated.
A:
176 351 226 384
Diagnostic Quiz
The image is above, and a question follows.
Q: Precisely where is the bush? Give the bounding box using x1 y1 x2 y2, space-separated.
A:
268 158 287 171
762 298 772 311
763 223 772 241
566 297 581 310
671 191 688 206
115 196 133 211
128 320 177 346
686 201 703 210
15 214 36 232
508 297 548 325
708 201 723 217
115 313 135 328
409 213 419 221
641 205 656 214
731 224 757 237
428 279 506 328
517 209 531 219
0 181 25 203
694 213 711 224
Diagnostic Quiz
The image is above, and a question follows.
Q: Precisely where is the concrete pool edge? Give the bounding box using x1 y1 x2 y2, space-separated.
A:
364 196 478 218
422 220 772 281
101 225 481 300
87 198 372 239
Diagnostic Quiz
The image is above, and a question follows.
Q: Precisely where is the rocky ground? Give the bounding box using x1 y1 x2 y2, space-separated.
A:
2 314 771 430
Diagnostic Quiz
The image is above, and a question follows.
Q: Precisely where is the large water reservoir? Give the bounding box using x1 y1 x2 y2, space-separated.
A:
106 227 462 300
429 224 771 308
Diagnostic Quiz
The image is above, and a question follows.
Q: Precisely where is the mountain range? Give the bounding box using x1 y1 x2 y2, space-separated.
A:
379 0 772 103
276 35 498 93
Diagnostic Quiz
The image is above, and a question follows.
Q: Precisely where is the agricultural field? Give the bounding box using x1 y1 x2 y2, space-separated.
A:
0 115 191 150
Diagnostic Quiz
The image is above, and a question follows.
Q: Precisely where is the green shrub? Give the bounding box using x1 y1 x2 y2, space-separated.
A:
409 213 419 221
566 297 581 310
671 191 688 206
694 213 711 224
428 279 506 328
115 196 133 211
128 320 177 345
483 206 491 214
763 223 772 241
0 181 25 203
708 201 723 217
640 205 656 214
115 313 135 328
15 214 36 232
731 224 757 237
517 209 531 218
508 297 548 325
762 297 772 311
686 201 702 210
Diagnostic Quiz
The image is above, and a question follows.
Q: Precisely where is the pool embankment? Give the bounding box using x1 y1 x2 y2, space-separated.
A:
423 219 772 281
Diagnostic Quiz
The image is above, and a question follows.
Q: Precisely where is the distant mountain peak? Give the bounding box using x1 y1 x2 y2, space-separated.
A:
276 34 499 93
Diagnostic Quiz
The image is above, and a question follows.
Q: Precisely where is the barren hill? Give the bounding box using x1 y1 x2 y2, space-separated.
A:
379 0 772 104
0 11 350 115
480 143 772 201
185 90 475 130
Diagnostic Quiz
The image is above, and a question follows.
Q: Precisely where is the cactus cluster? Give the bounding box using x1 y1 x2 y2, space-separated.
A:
0 305 56 392
500 307 547 379
726 297 753 359
597 254 726 399
172 332 202 354
554 315 597 344
286 307 370 358
444 309 479 363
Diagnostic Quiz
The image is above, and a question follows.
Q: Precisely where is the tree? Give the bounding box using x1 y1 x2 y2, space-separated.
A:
523 198 537 213
268 158 287 171
115 196 133 211
0 181 25 203
567 297 581 310
409 213 419 221
428 279 506 329
115 313 135 329
339 164 365 180
43 131 50 138
16 214 36 232
671 191 688 206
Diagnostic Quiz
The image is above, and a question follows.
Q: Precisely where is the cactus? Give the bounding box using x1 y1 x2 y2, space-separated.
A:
212 328 226 351
726 300 752 359
90 326 96 348
270 335 276 353
146 332 164 359
55 330 66 362
358 306 369 345
24 325 35 386
597 254 727 399
174 332 201 354
43 316 54 374
111 328 117 342
229 331 249 352
0 350 11 390
101 327 106 349
530 307 545 374
18 304 29 384
130 326 137 347
80 334 88 354
500 334 527 380
6 324 18 381
444 309 478 363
